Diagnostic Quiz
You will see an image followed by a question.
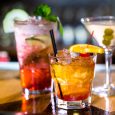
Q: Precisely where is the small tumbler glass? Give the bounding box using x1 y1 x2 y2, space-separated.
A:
49 50 97 109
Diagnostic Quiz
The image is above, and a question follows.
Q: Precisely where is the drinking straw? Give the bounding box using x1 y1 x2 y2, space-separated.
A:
49 29 63 99
50 30 57 56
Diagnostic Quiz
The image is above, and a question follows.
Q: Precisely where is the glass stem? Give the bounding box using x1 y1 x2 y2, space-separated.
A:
104 49 112 88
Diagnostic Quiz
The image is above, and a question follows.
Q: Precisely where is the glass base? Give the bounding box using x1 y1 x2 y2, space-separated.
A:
23 88 51 95
92 84 115 97
57 97 91 109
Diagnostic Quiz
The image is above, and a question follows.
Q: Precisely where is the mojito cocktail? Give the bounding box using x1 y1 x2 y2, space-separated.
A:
14 17 57 94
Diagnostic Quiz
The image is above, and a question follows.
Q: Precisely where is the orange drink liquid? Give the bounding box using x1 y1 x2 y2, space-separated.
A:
50 50 96 109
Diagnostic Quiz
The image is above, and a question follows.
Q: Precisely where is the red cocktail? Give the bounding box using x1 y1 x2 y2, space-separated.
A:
14 17 57 94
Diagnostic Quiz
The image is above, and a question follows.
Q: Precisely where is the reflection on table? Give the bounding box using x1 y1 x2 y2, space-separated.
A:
0 63 115 114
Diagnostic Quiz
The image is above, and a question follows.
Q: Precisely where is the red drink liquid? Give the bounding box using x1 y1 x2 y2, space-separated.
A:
20 47 51 91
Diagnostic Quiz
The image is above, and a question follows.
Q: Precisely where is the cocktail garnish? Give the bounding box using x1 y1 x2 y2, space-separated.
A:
69 44 104 54
103 28 114 46
25 37 45 47
3 9 29 33
104 28 113 35
88 31 99 46
87 31 94 44
80 53 90 57
34 4 63 36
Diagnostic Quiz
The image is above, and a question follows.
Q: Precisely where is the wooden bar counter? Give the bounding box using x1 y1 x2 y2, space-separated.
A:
0 63 115 115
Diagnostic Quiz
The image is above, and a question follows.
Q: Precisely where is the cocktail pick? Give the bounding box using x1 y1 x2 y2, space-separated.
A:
88 31 99 46
49 29 63 99
87 31 94 44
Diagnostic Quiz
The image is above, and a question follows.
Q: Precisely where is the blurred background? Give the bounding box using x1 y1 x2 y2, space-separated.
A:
0 0 115 63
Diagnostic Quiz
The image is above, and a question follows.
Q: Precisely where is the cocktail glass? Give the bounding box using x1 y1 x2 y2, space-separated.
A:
14 16 57 95
49 50 97 109
81 16 115 96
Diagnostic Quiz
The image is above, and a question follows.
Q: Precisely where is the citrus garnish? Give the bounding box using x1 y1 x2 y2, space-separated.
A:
25 37 46 48
69 44 104 54
3 9 29 33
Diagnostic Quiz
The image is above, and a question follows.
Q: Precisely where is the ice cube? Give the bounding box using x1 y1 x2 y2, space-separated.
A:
56 49 72 65
70 52 79 58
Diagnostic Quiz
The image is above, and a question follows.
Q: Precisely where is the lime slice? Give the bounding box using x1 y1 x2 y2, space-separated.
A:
25 37 46 48
34 35 50 43
69 44 104 54
3 9 29 33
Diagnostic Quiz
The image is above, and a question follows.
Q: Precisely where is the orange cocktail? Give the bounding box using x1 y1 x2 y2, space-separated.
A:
51 53 95 101
50 44 104 109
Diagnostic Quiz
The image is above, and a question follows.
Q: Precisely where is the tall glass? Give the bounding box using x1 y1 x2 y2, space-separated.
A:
49 50 97 109
81 16 115 96
14 16 57 95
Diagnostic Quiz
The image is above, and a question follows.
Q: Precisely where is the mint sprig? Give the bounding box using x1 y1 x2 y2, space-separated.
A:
34 4 63 36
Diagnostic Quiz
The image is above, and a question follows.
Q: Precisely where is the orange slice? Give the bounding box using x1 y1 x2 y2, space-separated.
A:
69 44 104 54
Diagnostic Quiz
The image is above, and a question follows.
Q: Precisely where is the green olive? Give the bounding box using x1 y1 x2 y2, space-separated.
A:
102 39 111 46
103 34 114 40
104 28 113 35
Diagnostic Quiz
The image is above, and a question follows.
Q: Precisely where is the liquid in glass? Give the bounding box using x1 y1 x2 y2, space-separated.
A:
50 50 96 109
14 17 57 94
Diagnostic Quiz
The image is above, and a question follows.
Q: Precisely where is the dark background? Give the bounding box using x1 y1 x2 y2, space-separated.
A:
0 0 115 63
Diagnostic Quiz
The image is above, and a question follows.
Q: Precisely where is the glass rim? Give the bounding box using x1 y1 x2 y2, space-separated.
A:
14 16 56 26
49 51 97 59
81 16 115 23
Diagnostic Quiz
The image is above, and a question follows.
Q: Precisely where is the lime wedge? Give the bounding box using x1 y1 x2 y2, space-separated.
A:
3 9 29 33
25 37 46 48
34 35 50 43
69 44 104 54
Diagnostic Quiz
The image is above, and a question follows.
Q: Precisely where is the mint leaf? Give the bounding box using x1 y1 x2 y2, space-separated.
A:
34 4 51 17
34 4 63 36
59 21 63 36
46 15 63 36
45 15 57 22
57 18 63 36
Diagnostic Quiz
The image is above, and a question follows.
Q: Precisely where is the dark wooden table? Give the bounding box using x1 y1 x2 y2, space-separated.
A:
0 64 115 115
